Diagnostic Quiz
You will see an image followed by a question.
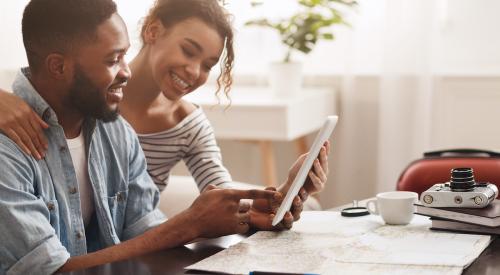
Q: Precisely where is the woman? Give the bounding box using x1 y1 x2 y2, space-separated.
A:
0 0 329 230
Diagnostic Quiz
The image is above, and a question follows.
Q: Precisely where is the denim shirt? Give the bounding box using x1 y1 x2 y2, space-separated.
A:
0 69 166 275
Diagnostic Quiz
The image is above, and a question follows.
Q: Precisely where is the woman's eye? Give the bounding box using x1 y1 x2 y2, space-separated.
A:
182 46 194 58
107 58 120 66
203 64 213 72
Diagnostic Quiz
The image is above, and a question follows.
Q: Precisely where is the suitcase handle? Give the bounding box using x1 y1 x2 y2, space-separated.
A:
424 148 500 158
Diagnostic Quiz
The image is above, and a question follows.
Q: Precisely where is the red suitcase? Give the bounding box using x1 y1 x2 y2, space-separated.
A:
397 149 500 198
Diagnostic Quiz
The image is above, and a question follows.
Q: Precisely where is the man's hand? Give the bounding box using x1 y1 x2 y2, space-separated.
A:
187 185 280 238
248 186 296 231
249 141 331 231
0 89 48 159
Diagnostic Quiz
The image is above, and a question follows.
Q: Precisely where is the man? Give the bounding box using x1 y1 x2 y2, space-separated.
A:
0 0 280 273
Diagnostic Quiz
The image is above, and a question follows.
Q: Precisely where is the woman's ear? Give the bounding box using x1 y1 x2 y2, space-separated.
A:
143 19 164 44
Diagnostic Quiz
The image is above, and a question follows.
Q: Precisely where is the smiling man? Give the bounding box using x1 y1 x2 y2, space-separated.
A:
0 0 278 274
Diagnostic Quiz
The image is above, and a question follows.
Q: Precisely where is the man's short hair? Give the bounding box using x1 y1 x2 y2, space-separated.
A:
22 0 117 71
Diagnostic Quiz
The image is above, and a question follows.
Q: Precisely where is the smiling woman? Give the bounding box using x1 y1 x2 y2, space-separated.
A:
118 0 236 193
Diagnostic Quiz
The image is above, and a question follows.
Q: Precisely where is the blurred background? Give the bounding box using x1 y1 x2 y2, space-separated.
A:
1 0 500 209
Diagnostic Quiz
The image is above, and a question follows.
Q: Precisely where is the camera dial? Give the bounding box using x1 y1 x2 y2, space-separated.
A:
450 167 475 192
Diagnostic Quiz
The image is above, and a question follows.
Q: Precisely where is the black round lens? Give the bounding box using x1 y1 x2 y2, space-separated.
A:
450 167 475 191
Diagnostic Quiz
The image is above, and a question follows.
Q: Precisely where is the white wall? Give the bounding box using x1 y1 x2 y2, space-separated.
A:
0 1 29 69
4 0 500 74
0 0 155 70
1 0 500 209
434 0 500 75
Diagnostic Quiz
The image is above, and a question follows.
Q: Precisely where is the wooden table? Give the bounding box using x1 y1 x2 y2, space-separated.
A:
184 86 336 187
60 235 500 275
62 211 498 275
61 235 246 275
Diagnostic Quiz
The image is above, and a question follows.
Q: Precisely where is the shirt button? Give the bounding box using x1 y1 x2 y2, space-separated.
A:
69 187 77 194
76 231 83 239
47 202 55 211
42 109 51 121
59 146 67 152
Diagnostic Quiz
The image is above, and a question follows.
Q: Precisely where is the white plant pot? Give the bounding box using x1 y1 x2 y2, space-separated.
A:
268 62 303 97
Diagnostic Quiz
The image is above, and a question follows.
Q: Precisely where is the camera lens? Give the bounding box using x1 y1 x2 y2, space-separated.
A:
450 167 475 191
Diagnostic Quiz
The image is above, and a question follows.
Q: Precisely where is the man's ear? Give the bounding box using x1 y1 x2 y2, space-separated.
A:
143 19 164 44
45 53 70 80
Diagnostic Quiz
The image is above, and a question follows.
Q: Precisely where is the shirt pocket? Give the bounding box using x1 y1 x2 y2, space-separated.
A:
107 189 128 234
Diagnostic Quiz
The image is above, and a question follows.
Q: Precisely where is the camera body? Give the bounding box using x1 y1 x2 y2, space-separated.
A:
420 168 498 208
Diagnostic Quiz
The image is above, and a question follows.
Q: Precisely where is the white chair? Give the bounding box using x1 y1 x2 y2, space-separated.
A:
159 175 322 217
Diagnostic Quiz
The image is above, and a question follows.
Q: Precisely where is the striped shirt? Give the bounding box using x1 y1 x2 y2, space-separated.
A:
137 107 232 192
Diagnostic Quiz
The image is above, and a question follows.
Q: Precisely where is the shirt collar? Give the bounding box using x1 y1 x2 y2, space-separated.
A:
13 67 100 137
12 67 58 124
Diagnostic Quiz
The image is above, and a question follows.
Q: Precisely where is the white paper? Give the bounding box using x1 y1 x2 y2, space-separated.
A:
186 211 490 275
320 262 463 275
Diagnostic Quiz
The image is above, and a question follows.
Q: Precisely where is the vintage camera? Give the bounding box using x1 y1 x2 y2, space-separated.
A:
420 167 498 208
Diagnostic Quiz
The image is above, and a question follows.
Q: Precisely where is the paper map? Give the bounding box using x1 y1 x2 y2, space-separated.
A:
186 211 490 275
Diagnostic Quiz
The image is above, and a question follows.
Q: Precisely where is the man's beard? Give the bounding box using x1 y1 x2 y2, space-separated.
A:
68 66 119 122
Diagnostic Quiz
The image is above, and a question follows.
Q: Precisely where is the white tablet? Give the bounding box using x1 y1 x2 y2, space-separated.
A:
272 115 338 226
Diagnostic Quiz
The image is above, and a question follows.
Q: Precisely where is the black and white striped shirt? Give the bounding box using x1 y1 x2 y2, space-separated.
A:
137 107 232 192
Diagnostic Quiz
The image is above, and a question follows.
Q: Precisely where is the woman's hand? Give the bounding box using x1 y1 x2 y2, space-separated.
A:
249 141 330 231
286 140 330 195
0 89 49 159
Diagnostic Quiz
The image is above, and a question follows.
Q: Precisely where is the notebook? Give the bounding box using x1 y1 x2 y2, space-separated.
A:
430 217 500 235
415 199 500 227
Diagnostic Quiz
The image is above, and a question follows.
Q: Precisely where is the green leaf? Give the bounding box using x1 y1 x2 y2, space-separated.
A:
250 0 264 7
298 44 312 54
244 19 273 28
245 0 357 58
330 0 358 6
322 33 334 40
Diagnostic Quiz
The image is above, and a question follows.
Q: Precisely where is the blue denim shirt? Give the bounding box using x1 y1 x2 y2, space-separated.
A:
0 69 166 275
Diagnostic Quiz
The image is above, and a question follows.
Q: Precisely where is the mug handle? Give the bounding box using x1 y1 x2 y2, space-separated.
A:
366 199 379 215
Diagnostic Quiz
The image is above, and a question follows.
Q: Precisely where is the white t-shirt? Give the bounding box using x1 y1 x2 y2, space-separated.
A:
66 131 94 227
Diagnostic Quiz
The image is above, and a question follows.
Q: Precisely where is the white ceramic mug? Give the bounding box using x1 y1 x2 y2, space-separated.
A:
366 191 418 225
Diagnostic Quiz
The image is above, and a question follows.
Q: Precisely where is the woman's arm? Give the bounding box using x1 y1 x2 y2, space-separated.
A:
0 89 48 159
182 110 330 231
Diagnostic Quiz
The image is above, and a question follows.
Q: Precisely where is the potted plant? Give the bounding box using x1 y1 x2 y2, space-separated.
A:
245 0 357 97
